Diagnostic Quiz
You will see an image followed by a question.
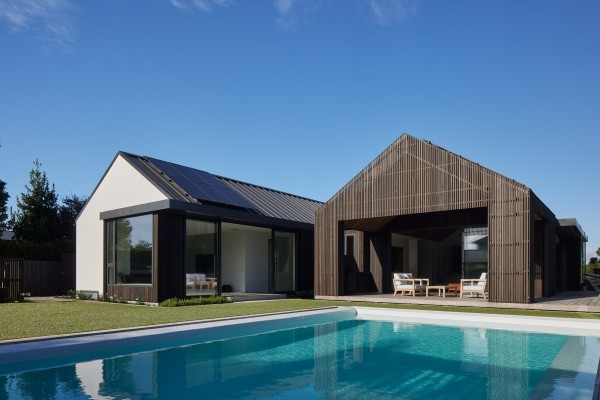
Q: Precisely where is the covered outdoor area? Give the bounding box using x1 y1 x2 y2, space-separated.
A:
342 208 489 296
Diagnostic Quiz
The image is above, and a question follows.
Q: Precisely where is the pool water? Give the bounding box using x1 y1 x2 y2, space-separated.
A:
1 318 598 399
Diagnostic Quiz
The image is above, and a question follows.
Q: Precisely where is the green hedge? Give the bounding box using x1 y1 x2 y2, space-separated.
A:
159 295 233 307
0 238 74 260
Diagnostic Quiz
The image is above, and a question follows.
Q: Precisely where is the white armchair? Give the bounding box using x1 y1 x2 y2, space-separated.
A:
460 272 488 299
392 272 429 297
186 273 212 291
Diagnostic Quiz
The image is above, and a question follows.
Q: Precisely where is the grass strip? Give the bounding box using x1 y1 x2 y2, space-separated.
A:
1 299 598 341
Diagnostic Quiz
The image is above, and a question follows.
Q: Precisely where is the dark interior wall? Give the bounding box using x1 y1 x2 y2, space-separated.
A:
543 219 557 297
563 237 583 290
369 232 390 293
417 241 460 285
531 195 559 299
297 230 315 292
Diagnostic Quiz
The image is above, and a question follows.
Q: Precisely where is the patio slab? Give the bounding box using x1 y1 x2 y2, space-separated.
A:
316 291 600 313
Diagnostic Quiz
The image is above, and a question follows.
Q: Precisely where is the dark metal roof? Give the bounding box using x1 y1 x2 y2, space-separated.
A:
558 218 588 241
218 177 322 225
120 152 322 225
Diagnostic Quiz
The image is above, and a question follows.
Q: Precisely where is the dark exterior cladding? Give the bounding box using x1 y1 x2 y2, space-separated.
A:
314 133 579 304
118 151 322 226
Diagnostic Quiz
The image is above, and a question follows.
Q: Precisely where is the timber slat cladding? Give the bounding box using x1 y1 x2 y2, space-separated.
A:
315 134 538 303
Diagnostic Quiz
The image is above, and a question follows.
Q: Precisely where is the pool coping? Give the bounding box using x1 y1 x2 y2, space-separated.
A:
2 306 600 366
0 306 341 346
354 307 600 337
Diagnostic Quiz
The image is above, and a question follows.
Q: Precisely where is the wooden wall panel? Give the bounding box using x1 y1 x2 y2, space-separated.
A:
107 285 155 303
314 134 555 304
20 254 76 296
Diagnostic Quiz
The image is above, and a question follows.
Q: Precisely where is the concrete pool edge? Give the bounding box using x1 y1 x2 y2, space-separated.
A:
0 306 342 346
0 307 353 365
354 307 600 337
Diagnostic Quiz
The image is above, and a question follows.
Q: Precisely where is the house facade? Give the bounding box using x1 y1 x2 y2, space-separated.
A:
76 152 321 303
314 134 587 303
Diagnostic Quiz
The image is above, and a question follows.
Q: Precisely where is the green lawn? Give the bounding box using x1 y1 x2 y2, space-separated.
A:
1 299 599 341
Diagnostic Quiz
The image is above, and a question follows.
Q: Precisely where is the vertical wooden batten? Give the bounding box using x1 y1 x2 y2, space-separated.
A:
315 134 561 304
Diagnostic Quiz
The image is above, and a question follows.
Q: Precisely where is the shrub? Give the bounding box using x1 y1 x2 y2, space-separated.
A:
287 290 314 299
76 291 93 300
100 294 128 304
590 265 600 275
159 295 233 307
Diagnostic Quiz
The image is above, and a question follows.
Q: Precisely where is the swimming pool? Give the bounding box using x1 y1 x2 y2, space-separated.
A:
1 307 599 399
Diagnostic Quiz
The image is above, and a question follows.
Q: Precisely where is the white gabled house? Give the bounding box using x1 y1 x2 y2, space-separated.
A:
76 152 321 303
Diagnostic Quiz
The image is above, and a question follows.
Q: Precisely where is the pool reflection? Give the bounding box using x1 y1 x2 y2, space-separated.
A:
2 320 598 399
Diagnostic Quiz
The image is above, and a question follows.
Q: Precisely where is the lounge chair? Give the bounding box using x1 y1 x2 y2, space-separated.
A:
392 273 429 297
460 272 488 299
186 273 212 291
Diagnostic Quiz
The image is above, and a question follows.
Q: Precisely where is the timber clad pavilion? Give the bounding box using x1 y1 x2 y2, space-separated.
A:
314 134 586 304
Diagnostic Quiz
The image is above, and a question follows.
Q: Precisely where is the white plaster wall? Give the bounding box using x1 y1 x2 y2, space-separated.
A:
244 231 270 292
76 155 168 294
221 231 245 292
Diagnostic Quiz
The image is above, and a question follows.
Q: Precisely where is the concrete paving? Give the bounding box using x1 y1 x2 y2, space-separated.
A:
316 291 600 313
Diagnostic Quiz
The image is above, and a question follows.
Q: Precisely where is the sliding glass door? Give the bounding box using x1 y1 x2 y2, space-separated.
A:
273 231 295 292
185 220 217 296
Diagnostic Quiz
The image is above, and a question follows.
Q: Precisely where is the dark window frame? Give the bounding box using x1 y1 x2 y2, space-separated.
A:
105 214 154 287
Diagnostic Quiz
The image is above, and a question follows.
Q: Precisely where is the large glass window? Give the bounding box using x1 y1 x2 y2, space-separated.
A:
185 220 217 296
462 227 488 279
106 215 153 285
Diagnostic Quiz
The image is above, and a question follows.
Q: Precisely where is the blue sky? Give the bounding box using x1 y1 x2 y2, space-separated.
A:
0 0 598 260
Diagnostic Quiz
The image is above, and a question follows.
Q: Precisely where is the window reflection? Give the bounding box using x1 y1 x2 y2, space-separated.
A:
463 227 488 278
106 215 153 285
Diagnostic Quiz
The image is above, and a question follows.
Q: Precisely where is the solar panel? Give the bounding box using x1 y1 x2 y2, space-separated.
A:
145 157 256 210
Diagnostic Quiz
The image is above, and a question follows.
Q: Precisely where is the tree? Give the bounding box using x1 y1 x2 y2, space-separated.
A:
590 257 599 265
0 179 9 234
597 247 600 258
11 160 60 242
58 194 87 241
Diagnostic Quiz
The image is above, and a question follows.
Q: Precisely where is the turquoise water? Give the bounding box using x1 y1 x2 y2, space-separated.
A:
1 319 598 399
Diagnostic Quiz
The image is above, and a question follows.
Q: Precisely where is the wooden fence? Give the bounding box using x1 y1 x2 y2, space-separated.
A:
22 254 76 296
0 258 23 301
0 254 75 299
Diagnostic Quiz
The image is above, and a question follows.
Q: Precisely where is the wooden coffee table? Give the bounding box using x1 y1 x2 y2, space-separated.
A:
426 285 448 298
447 283 460 296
